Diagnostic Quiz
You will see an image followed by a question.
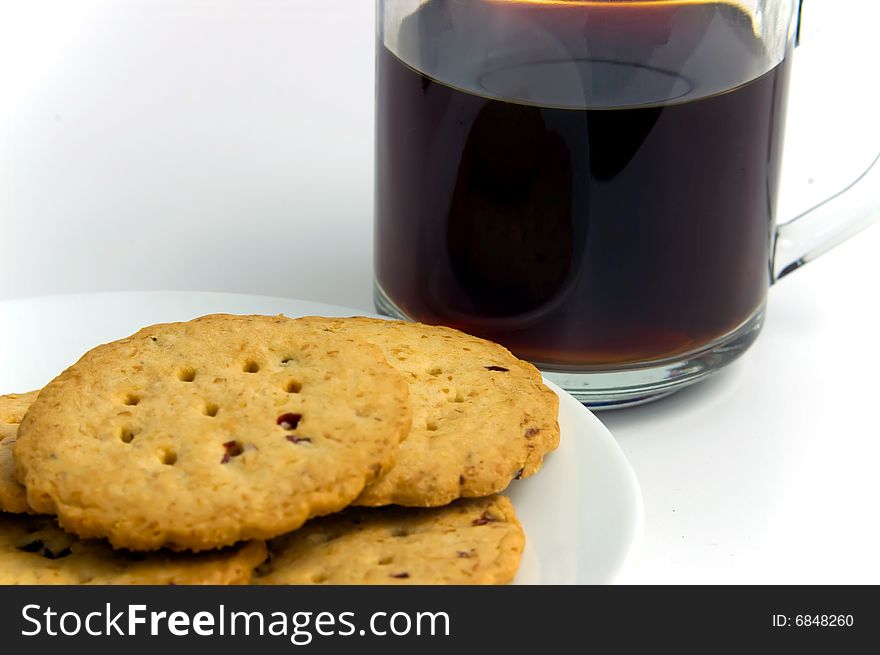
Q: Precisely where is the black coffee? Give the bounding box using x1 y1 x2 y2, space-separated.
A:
376 0 791 366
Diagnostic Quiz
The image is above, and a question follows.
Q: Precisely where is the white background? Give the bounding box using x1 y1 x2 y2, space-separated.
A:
1 1 879 584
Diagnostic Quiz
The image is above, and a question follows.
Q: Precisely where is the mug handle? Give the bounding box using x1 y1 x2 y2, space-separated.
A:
773 1 880 282
773 153 880 281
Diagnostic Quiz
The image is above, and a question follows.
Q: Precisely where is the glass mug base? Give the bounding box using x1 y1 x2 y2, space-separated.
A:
374 282 764 410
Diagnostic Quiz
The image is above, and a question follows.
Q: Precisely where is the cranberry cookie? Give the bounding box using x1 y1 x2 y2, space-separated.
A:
299 317 559 507
0 513 266 584
254 496 524 585
14 315 411 551
0 391 40 514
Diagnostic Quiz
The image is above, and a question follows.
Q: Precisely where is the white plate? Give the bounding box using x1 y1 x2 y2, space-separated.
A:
0 291 643 584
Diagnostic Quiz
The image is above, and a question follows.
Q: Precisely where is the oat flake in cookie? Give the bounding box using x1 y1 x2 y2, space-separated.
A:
0 391 40 514
13 314 411 551
0 513 267 584
298 317 560 507
254 496 524 585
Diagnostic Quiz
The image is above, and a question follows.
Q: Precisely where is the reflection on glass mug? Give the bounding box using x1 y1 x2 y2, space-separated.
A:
373 0 879 408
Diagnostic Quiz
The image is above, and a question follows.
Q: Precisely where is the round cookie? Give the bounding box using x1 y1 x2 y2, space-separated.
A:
254 495 524 585
14 314 411 551
0 512 267 584
298 317 559 507
0 391 40 514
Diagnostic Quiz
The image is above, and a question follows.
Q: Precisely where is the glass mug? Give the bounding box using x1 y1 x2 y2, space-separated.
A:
374 0 879 408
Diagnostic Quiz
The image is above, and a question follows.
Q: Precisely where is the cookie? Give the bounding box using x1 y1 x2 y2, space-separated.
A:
298 317 559 506
14 314 411 551
0 512 266 584
254 495 524 585
0 391 40 514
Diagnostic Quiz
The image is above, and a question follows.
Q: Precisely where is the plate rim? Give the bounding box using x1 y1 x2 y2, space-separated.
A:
542 378 644 584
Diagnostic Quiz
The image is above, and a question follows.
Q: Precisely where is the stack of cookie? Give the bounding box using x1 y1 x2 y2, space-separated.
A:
0 314 559 584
